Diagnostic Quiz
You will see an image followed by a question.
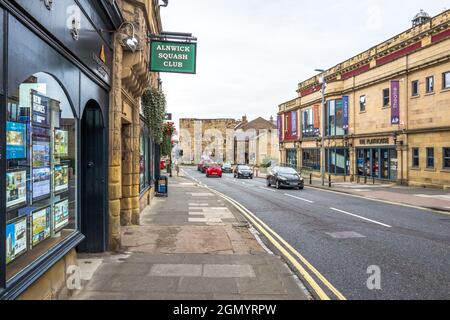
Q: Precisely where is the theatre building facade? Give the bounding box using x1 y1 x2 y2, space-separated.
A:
0 0 122 299
278 10 450 189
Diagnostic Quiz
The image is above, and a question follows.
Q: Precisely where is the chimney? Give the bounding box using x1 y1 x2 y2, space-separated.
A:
270 116 274 122
242 115 248 124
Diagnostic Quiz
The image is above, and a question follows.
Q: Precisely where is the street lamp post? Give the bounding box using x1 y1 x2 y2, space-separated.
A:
315 69 326 186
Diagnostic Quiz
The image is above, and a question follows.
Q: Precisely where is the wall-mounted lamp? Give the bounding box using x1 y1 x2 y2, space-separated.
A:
119 22 139 52
159 0 169 8
315 137 322 148
343 135 353 148
392 132 398 145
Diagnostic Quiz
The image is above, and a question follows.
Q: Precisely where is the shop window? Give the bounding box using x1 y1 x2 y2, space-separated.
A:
412 148 420 168
426 76 434 93
426 148 434 169
286 149 298 168
411 80 419 97
5 73 77 281
382 89 390 107
302 148 320 171
359 95 366 112
139 123 155 193
443 148 450 169
357 148 397 180
326 148 349 175
326 99 346 137
443 72 450 90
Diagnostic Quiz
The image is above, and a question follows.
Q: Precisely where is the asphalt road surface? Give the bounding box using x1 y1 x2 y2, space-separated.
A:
183 166 450 300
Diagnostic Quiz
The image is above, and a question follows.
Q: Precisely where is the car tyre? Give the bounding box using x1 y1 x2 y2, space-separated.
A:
276 180 281 189
267 179 271 187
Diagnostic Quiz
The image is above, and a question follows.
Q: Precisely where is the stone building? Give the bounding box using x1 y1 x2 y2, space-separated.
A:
109 0 163 251
234 116 279 165
179 116 279 165
179 118 238 164
278 9 450 189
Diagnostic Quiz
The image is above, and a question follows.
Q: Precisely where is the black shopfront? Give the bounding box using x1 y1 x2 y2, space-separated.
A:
0 0 121 299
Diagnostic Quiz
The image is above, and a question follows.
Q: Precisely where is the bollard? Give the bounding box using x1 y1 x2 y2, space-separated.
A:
310 173 312 185
357 175 360 184
328 174 332 188
373 176 375 185
364 175 367 184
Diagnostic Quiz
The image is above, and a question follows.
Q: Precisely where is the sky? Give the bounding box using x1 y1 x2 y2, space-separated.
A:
160 0 449 129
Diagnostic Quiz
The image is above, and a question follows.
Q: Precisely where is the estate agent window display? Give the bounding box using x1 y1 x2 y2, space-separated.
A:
5 73 77 281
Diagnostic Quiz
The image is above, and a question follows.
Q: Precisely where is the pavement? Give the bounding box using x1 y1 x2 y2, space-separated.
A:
256 172 450 213
68 171 310 300
186 167 450 300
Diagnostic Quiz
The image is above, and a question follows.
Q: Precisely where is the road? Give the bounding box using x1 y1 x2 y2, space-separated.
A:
182 166 450 300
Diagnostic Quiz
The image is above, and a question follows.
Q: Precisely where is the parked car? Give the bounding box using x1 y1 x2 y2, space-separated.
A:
206 164 223 178
234 165 253 179
197 160 206 171
201 161 212 173
198 159 210 172
221 163 233 173
266 166 304 190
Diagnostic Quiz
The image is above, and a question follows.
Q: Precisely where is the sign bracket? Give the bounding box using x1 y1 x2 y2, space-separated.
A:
149 31 197 43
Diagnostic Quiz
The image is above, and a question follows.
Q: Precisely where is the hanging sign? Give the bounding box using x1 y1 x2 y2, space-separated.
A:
150 40 197 74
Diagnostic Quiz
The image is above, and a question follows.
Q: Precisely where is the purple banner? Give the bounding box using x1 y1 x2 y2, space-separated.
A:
391 80 400 125
291 111 297 138
342 96 349 130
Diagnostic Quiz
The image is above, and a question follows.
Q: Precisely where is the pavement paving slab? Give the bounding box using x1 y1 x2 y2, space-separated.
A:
68 174 309 301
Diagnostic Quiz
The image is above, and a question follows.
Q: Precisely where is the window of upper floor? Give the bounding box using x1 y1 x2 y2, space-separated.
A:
359 95 366 112
426 76 434 93
382 88 390 107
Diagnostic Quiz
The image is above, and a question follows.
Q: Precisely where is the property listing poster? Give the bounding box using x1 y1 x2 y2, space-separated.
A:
6 170 27 208
54 165 69 193
31 92 50 128
6 121 27 160
32 136 51 168
31 206 51 247
6 217 28 264
54 130 68 156
53 199 69 232
32 167 51 200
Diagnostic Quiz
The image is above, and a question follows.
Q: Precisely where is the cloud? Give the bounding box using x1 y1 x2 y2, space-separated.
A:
160 1 449 129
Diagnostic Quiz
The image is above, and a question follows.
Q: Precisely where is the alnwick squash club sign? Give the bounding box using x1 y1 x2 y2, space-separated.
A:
150 40 197 74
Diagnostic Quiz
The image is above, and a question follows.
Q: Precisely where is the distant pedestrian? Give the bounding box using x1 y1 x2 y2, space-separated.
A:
175 163 180 176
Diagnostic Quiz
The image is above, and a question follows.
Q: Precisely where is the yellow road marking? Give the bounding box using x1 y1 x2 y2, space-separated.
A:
206 186 347 301
184 170 347 300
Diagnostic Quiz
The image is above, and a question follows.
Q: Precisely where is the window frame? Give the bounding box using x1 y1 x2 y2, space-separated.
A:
411 80 419 97
382 88 390 107
359 95 366 112
443 72 450 90
412 148 420 168
443 148 450 169
426 76 434 93
426 147 434 169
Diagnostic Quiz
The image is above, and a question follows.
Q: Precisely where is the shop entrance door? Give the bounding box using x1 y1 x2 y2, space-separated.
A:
79 101 107 253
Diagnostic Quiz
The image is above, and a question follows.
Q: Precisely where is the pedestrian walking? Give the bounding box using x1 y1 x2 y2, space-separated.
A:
175 163 180 176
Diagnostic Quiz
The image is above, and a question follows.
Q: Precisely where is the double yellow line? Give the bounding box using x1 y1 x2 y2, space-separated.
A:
205 185 347 301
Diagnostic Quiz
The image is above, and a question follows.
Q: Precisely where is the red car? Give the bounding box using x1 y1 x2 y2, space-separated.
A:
206 164 222 178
